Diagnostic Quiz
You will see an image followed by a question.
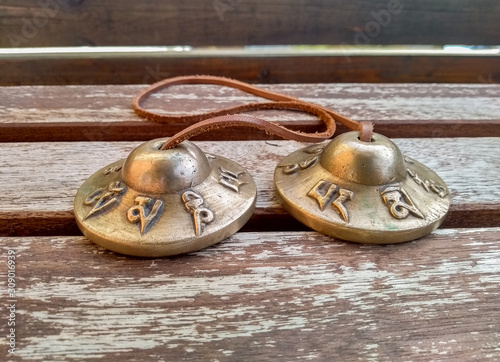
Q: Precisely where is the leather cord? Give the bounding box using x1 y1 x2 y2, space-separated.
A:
132 75 373 149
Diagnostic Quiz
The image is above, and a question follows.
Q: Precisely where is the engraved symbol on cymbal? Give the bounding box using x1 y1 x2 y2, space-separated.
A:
219 167 247 193
103 164 123 176
282 156 319 175
307 180 354 222
182 191 214 236
83 181 127 220
407 169 448 198
304 145 324 155
404 156 414 165
381 185 424 220
127 196 164 234
282 146 324 175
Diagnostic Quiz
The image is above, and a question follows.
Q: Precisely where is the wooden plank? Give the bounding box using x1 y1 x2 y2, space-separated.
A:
1 0 499 47
0 53 499 86
1 83 499 142
1 228 499 360
0 138 499 236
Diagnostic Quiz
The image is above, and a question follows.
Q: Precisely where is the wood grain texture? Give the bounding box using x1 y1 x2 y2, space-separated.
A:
0 138 499 236
1 83 499 142
1 0 499 47
1 54 499 86
1 228 499 360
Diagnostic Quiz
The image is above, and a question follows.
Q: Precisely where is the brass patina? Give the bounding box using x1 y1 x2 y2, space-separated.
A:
74 138 256 256
274 131 450 244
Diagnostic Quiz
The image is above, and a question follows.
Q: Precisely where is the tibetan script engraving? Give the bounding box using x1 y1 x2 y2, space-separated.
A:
407 169 448 198
308 180 354 222
282 146 324 175
103 165 123 176
83 181 127 220
219 167 247 193
332 189 354 223
381 185 424 220
403 156 414 165
282 156 318 175
182 191 214 236
304 146 324 155
127 196 164 234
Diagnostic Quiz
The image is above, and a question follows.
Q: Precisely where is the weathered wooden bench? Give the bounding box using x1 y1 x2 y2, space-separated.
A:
1 1 499 360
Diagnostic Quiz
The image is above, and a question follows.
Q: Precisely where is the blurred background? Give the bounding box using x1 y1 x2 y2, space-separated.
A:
1 0 499 85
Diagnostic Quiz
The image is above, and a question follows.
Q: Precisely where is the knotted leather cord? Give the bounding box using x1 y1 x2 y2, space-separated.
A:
132 75 373 149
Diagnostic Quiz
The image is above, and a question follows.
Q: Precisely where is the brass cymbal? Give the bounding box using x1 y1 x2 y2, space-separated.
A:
74 138 256 256
274 131 450 244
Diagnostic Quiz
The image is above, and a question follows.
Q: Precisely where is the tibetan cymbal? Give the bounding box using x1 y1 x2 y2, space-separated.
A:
274 131 450 244
74 138 256 256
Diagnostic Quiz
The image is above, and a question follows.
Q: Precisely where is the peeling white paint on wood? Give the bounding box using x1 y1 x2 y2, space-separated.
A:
0 228 499 360
1 84 499 123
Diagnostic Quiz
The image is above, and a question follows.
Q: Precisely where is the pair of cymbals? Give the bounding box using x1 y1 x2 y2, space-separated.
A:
74 132 450 256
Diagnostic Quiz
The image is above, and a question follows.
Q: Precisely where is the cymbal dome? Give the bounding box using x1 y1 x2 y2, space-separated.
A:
320 132 407 186
121 139 211 194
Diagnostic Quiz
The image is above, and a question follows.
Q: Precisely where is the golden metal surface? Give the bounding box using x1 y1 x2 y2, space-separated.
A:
274 132 450 244
74 138 256 256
